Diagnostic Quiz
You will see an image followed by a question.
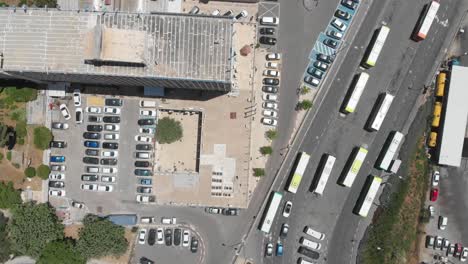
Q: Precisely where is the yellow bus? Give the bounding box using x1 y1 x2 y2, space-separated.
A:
436 72 446 97
428 132 437 147
432 102 442 127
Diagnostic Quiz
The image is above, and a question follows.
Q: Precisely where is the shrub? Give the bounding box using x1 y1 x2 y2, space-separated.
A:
37 165 50 180
253 168 265 177
33 126 52 150
156 117 183 144
16 121 27 139
300 86 311 95
17 138 24 145
6 151 11 161
10 109 26 122
0 181 22 209
296 100 313 111
12 163 20 169
24 167 36 178
260 146 273 155
266 130 277 140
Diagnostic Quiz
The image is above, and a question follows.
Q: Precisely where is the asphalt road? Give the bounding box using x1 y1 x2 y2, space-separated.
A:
234 0 468 264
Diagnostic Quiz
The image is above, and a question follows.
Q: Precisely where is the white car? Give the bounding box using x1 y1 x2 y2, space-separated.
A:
136 195 155 203
265 62 279 69
461 247 468 262
138 229 147 245
80 184 98 191
97 185 113 192
432 171 440 187
101 167 117 174
235 10 248 20
86 106 101 113
263 102 278 110
157 228 164 244
104 107 121 115
104 124 120 131
104 133 119 140
71 201 84 209
139 127 155 134
263 110 278 118
263 70 280 77
135 135 152 142
182 230 190 247
262 93 278 101
73 89 81 106
266 53 281 61
139 109 156 117
59 104 71 120
49 173 65 180
262 118 278 126
49 190 65 197
282 201 292 217
331 18 347 31
75 107 83 124
102 151 118 157
101 176 116 183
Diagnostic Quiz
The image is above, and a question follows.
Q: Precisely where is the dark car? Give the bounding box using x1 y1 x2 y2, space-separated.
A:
136 144 153 151
84 141 99 148
135 161 151 168
85 149 99 156
341 0 357 10
88 115 101 123
262 86 278 93
137 186 152 194
49 181 65 188
105 98 123 106
313 61 329 71
260 36 277 45
83 157 99 164
148 229 156 246
81 174 99 181
101 158 117 166
260 27 275 35
87 125 103 132
335 9 351 20
190 237 199 253
102 142 119 149
174 228 181 246
138 119 155 126
263 78 280 85
307 67 323 79
222 208 239 216
164 228 173 246
323 38 338 49
50 141 67 148
83 132 101 140
304 76 320 86
139 257 154 264
317 53 335 64
298 246 319 259
135 169 153 176
103 116 121 123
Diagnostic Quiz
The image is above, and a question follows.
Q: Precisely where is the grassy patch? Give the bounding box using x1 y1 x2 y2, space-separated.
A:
6 151 11 161
2 87 37 103
10 108 26 122
361 137 429 264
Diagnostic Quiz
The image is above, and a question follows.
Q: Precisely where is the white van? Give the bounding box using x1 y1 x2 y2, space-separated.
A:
140 216 155 224
161 217 177 225
303 226 325 240
297 257 314 264
300 237 321 250
260 17 279 26
139 100 157 108
438 216 448 230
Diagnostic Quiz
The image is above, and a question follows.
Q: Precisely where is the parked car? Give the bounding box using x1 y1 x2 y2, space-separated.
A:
60 104 71 120
435 236 443 249
298 246 319 259
87 125 103 132
104 124 120 131
263 102 278 110
136 144 153 151
84 141 99 148
430 188 439 201
50 141 67 148
262 117 278 126
136 195 156 203
323 38 338 49
189 6 199 14
461 247 468 261
205 207 222 214
223 10 233 17
49 173 65 180
85 149 99 156
262 93 278 102
432 170 440 187
327 29 343 40
49 181 65 188
83 157 99 164
263 78 279 85
103 116 120 123
317 53 335 64
234 10 248 20
222 208 239 216
263 110 278 118
135 135 153 142
140 110 156 117
283 201 292 217
104 107 121 115
139 128 155 134
71 201 84 209
138 119 155 126
138 229 147 245
83 132 101 140
304 76 320 86
164 228 173 246
280 223 289 237
341 0 358 9
88 115 102 123
81 174 99 181
137 186 152 194
276 242 283 256
101 176 116 183
190 237 199 253
260 36 277 45
105 98 123 106
52 122 69 130
266 53 281 60
314 61 329 71
438 216 448 230
448 244 455 256
455 243 463 257
135 161 151 168
50 165 66 171
335 9 351 20
260 27 275 35
428 205 435 218
307 67 324 79
182 230 190 247
265 243 273 256
331 18 347 31
102 167 118 174
148 229 156 246
86 107 101 113
75 107 83 124
104 133 119 140
101 158 117 166
211 9 220 16
73 89 81 106
425 235 435 248
442 238 450 250
135 169 153 176
102 142 119 149
157 228 164 244
49 190 65 197
139 178 152 185
262 86 278 93
97 185 113 192
81 183 98 191
50 156 65 163
265 62 279 69
263 70 280 77
174 228 182 246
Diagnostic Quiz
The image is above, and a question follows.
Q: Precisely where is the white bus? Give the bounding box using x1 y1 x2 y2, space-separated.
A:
342 72 370 114
313 154 336 195
377 131 404 171
412 1 440 41
340 147 368 187
355 175 382 217
362 25 390 68
260 192 283 233
287 152 311 193
367 93 394 131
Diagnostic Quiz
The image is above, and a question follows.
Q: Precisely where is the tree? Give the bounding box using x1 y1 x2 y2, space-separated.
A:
156 117 183 144
0 212 12 262
296 100 313 110
260 146 273 155
37 164 50 180
24 167 36 178
8 203 64 257
15 121 27 139
0 181 22 209
76 215 128 259
33 126 52 150
265 129 277 140
253 168 265 177
37 240 85 264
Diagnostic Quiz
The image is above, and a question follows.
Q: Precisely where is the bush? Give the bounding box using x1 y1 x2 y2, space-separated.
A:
156 117 183 144
24 167 36 178
16 121 27 139
17 138 25 145
33 126 52 150
6 151 11 161
296 100 313 111
300 86 311 95
12 163 20 169
10 109 26 122
253 168 265 177
266 130 277 140
260 146 273 155
0 181 22 209
37 164 50 180
37 240 85 264
0 212 12 262
3 87 37 103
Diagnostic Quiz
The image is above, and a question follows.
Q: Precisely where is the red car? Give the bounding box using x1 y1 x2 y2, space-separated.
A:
455 243 463 257
430 188 439 201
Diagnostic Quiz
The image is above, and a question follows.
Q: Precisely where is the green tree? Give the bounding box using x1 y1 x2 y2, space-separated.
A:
24 167 36 178
0 212 12 262
8 203 64 257
37 164 50 180
300 86 311 95
265 129 277 140
15 121 27 139
253 168 265 177
37 240 85 264
156 117 183 144
260 146 273 155
296 100 313 111
0 181 21 209
76 215 128 259
33 126 52 150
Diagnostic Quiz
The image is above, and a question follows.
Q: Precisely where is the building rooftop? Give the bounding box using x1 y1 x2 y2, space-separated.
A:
0 9 233 83
438 65 468 167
